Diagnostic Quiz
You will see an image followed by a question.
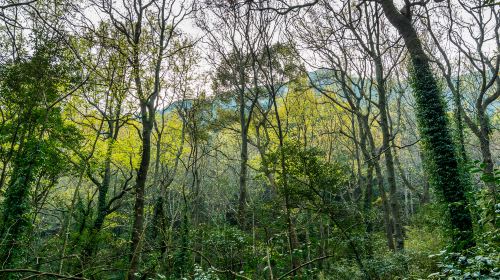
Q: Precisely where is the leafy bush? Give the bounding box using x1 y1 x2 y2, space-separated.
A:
428 251 500 279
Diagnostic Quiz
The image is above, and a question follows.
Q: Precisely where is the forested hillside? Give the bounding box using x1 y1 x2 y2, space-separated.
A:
0 0 498 279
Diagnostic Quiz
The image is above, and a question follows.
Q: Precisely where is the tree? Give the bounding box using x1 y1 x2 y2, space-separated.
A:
75 26 134 261
198 1 262 228
0 44 81 270
422 0 499 224
294 0 407 252
0 0 498 278
88 1 193 277
378 0 475 251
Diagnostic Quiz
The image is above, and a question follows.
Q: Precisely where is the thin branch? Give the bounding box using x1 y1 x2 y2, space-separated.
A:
0 0 37 9
277 255 334 280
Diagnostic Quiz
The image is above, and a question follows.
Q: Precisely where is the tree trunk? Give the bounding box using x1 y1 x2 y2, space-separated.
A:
285 200 300 272
363 163 374 231
453 79 468 163
356 114 375 254
0 140 38 268
84 139 115 259
374 161 396 251
128 113 154 279
478 110 496 190
238 122 249 228
360 114 395 251
375 58 405 250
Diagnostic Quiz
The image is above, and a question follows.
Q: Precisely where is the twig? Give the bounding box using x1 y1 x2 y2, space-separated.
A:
0 0 37 9
277 255 334 280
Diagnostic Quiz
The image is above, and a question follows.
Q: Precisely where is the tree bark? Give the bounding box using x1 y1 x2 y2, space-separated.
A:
128 112 153 279
360 114 395 251
374 160 396 251
238 98 249 228
374 58 405 250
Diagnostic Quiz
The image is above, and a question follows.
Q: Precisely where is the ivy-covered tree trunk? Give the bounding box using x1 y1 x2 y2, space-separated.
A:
81 138 115 260
0 140 39 268
380 0 474 250
476 109 497 206
0 47 80 271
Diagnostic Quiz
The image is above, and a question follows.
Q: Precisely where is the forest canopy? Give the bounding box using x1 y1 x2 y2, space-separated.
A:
0 0 498 279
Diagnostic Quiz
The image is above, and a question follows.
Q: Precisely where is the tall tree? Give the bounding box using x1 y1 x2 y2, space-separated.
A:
378 0 475 250
89 0 193 277
198 1 261 228
0 44 81 270
423 0 499 219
